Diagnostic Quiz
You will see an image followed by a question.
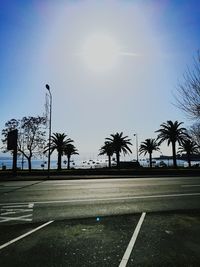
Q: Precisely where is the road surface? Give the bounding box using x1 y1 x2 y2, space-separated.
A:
0 176 200 223
1 176 200 266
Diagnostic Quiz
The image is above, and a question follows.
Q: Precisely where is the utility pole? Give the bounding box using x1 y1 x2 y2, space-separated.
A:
45 84 52 178
133 133 139 162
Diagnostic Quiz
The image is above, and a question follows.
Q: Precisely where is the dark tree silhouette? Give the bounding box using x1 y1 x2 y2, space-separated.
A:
139 138 160 168
64 143 79 170
176 51 200 120
44 133 73 171
106 132 132 168
155 120 189 168
2 116 46 171
99 141 114 168
178 139 199 167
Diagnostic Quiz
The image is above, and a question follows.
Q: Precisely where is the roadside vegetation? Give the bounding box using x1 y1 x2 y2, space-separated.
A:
155 121 189 168
178 140 199 168
139 139 160 168
1 116 46 171
44 133 76 171
104 132 132 169
99 141 114 169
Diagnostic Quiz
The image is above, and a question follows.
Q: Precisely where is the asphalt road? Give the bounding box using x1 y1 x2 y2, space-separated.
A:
0 176 200 223
1 176 200 266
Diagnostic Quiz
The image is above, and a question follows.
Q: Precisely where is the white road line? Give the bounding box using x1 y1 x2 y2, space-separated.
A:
1 192 200 206
0 203 34 223
0 214 32 222
2 204 34 208
1 208 32 212
181 184 200 187
119 212 146 267
0 220 54 250
0 211 17 216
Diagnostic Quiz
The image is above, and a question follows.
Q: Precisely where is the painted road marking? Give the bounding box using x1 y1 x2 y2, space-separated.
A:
119 212 146 267
0 220 54 250
1 203 34 208
1 192 200 206
181 184 200 187
0 214 32 223
0 203 34 223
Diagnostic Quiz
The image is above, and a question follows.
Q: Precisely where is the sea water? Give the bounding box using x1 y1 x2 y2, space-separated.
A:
0 157 110 170
0 157 197 170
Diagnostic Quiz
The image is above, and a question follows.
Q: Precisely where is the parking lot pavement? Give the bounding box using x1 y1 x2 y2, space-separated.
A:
127 211 200 267
0 222 42 246
0 215 140 267
0 212 200 267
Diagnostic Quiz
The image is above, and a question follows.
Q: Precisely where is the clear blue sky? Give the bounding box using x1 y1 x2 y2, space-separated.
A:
1 0 200 160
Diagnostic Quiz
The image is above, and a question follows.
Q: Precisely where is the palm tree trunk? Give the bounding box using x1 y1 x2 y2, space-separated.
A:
116 152 120 169
149 153 152 168
172 141 177 168
67 155 70 170
57 152 62 171
187 153 191 168
108 155 111 168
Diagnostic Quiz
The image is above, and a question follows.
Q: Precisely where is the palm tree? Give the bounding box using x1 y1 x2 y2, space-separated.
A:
44 133 73 171
139 139 160 168
178 139 199 167
64 144 79 170
99 141 114 168
155 120 189 168
106 132 132 168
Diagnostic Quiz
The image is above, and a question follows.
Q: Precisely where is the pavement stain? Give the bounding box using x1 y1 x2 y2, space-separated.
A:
62 223 105 239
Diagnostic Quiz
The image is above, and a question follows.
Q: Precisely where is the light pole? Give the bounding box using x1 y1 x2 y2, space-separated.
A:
133 133 139 162
46 84 52 178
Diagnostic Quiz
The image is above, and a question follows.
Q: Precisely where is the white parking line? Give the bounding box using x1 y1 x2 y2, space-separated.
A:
0 220 54 250
119 212 146 267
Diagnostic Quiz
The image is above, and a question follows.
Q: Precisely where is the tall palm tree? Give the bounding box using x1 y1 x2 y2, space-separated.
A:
99 141 114 168
139 138 160 168
155 120 189 168
178 139 199 167
64 144 79 170
44 133 73 171
106 132 132 168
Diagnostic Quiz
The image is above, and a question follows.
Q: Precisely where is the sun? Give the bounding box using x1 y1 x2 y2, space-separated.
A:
82 33 119 72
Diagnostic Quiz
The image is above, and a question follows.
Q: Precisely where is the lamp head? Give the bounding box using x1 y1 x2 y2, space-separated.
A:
46 84 50 91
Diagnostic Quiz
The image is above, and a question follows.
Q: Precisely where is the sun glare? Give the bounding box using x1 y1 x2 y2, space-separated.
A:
82 34 119 72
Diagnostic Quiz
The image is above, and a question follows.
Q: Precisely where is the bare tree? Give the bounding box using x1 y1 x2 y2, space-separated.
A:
189 122 200 149
2 116 47 171
176 51 200 120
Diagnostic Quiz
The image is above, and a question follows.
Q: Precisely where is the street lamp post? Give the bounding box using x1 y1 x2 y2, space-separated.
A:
133 133 139 162
45 84 52 178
